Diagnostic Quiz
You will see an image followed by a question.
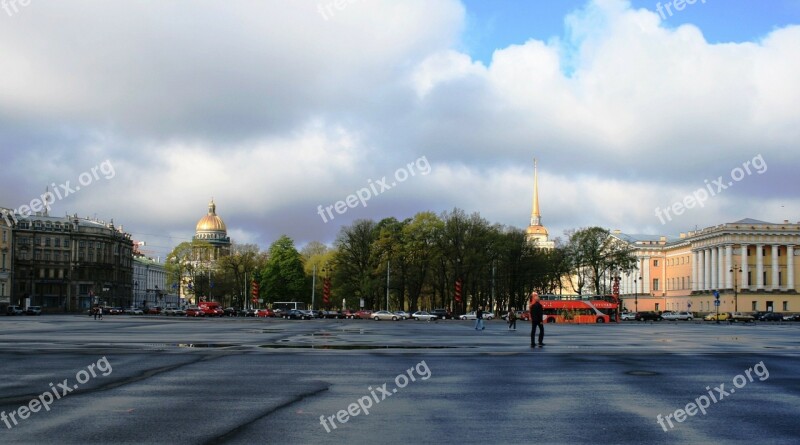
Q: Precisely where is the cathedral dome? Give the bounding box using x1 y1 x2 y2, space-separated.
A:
195 200 227 233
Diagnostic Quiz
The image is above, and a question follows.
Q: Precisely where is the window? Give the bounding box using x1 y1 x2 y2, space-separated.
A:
752 301 757 311
45 237 51 247
655 303 660 311
783 301 789 311
766 301 774 311
779 272 782 286
653 278 660 291
654 260 659 267
54 238 60 247
64 239 70 248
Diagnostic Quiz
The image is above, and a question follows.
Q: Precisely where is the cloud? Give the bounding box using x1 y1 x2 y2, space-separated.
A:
1 0 798 258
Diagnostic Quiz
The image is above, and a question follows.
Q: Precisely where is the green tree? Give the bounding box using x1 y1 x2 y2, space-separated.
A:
333 219 380 310
261 235 306 304
566 227 637 294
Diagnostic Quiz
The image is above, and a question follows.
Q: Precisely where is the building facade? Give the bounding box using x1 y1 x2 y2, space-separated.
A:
0 208 12 307
11 213 134 312
133 255 171 308
613 219 800 314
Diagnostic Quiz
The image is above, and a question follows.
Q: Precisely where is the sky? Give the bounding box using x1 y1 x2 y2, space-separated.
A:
1 0 799 259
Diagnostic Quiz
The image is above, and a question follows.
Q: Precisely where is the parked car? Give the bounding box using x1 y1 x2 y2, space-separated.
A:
146 306 162 315
5 305 24 316
284 309 313 320
25 306 42 315
783 314 800 321
704 312 729 321
126 307 144 315
354 310 373 320
460 311 495 320
661 311 694 321
238 308 256 317
372 310 399 321
635 311 662 321
308 310 324 319
223 307 239 317
256 308 275 318
430 309 453 320
620 312 636 321
729 312 755 322
323 310 344 319
343 310 357 319
412 311 438 321
393 311 411 320
185 306 205 317
198 302 224 317
758 312 784 321
163 307 180 316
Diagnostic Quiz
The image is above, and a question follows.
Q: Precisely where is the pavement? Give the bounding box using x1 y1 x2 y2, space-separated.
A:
0 315 798 444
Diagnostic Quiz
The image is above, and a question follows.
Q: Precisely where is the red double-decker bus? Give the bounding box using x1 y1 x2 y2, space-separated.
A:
530 294 617 324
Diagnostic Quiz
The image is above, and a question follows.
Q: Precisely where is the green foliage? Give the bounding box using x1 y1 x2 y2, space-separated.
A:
261 235 306 303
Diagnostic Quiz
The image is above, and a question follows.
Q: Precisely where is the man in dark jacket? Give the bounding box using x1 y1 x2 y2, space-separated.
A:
530 293 544 346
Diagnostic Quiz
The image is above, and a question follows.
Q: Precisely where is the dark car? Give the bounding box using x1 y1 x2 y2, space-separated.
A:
238 308 256 317
285 309 312 320
430 309 453 320
635 311 662 321
223 307 240 317
25 306 42 315
758 312 783 321
323 310 343 319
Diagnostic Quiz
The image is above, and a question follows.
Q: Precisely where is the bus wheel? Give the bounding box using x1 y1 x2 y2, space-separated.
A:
546 317 556 323
596 317 605 323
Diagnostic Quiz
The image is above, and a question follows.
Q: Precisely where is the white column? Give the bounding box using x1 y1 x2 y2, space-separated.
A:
741 244 749 291
710 247 718 290
692 250 699 291
642 256 650 294
725 244 733 289
772 244 780 290
704 248 711 291
717 246 725 290
756 244 764 290
788 245 795 291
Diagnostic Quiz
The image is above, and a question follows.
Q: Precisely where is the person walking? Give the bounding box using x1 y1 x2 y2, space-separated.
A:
474 306 485 330
97 306 103 320
530 293 544 347
92 306 98 320
507 308 517 330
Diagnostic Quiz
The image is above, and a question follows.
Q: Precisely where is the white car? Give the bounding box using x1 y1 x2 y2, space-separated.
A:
620 312 636 320
393 311 411 320
412 311 438 321
126 307 144 315
372 310 399 321
662 311 694 321
459 311 495 320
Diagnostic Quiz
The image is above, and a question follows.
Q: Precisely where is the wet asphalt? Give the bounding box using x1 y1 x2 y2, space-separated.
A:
0 315 798 444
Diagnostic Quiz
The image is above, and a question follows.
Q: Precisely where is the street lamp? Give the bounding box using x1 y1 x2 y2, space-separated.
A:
634 276 642 314
730 264 742 312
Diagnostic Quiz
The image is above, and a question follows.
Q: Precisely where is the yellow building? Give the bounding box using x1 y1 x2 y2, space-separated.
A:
525 159 555 249
613 218 800 315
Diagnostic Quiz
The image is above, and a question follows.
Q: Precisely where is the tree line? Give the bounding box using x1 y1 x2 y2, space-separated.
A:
165 208 636 313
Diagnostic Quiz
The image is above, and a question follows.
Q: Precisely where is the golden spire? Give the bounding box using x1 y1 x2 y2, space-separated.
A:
531 158 541 226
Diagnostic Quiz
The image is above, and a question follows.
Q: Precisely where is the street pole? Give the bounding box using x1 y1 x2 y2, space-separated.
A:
386 260 390 311
311 264 316 311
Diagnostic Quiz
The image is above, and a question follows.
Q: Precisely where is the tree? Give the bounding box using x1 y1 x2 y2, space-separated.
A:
333 219 380 310
565 227 637 294
216 243 264 308
261 236 306 304
165 239 214 305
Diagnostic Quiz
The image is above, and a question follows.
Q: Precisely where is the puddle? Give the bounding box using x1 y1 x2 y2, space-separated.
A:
259 344 465 350
626 370 659 376
176 343 237 348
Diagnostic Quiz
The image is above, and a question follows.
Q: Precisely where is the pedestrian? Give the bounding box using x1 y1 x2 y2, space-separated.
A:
98 306 103 320
474 306 485 330
530 293 544 347
92 306 97 320
507 308 516 330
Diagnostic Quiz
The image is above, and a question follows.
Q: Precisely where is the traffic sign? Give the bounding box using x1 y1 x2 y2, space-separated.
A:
714 300 720 306
713 290 720 299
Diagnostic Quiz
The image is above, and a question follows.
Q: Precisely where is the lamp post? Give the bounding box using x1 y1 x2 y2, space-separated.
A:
635 276 642 313
730 264 742 312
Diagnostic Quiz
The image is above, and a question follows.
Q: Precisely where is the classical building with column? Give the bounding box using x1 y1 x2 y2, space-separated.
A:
612 218 799 314
0 208 13 308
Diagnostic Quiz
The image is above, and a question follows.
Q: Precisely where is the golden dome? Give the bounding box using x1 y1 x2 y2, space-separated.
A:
195 200 227 233
526 225 548 236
